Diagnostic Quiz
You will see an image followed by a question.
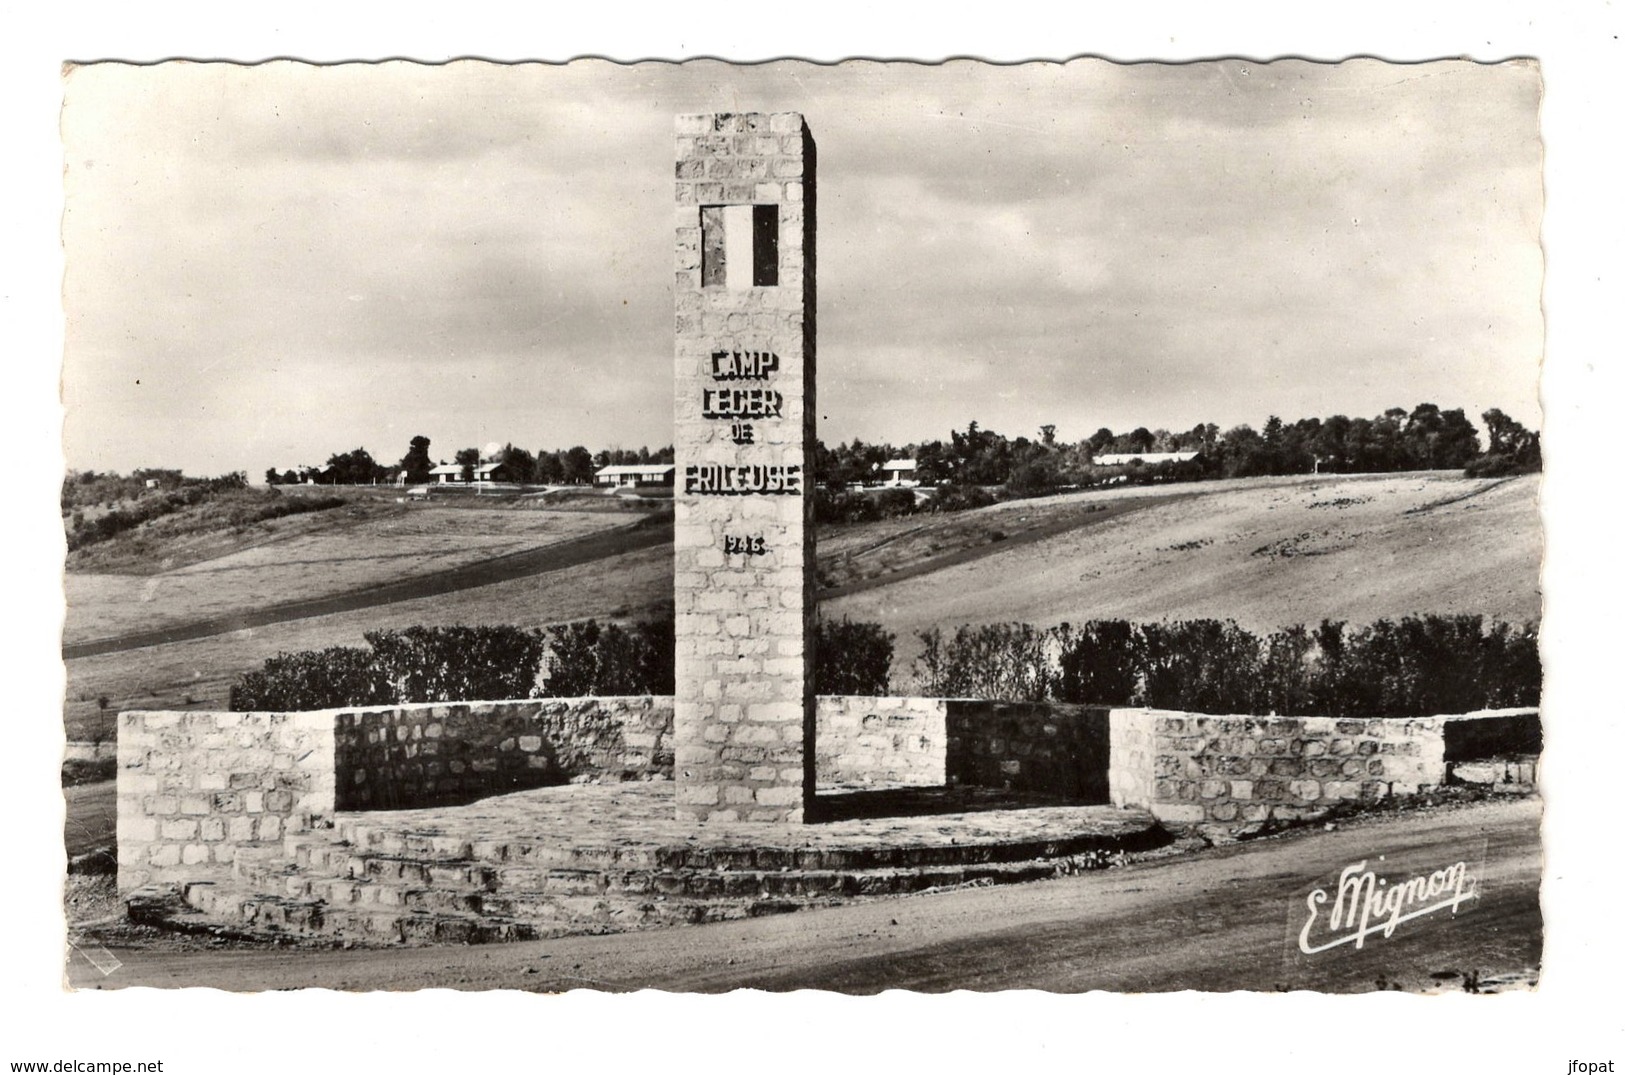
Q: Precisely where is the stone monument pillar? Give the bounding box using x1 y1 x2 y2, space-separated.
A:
673 112 816 823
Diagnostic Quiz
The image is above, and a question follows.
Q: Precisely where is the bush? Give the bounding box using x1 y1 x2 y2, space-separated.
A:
816 617 895 695
1478 620 1542 710
1053 620 1137 705
1256 624 1318 716
914 615 1541 716
1308 615 1537 717
542 618 674 696
814 487 920 524
813 489 880 525
916 623 1055 701
229 646 393 711
1005 459 1056 498
1136 619 1262 713
872 488 918 518
62 757 117 787
228 620 667 710
927 483 999 514
814 481 1005 522
1464 453 1539 478
366 625 549 703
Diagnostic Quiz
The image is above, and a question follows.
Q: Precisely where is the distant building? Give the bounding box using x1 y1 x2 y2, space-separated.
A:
880 459 920 487
429 460 523 484
594 463 676 488
474 461 521 483
1092 450 1200 467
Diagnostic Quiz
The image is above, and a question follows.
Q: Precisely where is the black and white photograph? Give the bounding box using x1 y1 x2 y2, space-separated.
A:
55 55 1546 994
7 10 1623 1072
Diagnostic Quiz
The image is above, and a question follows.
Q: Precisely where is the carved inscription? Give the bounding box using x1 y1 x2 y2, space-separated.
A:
684 463 802 495
703 387 783 419
687 347 798 504
724 534 767 556
710 350 779 380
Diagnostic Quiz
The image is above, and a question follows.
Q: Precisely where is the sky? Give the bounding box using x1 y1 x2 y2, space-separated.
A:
59 58 1545 477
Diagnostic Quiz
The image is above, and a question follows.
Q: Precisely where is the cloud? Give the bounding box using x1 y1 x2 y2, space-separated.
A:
60 58 1543 475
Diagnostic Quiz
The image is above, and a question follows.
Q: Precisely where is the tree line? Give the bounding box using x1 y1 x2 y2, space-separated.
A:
265 437 675 486
818 403 1540 493
265 401 1539 492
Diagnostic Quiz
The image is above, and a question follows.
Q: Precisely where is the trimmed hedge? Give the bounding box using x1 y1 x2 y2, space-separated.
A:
915 622 1050 702
367 625 551 704
227 615 897 709
815 617 895 695
228 621 670 711
915 616 1540 717
542 619 675 696
229 645 393 711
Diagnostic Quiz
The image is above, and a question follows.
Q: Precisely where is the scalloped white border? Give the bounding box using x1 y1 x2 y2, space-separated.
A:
7 4 1622 1072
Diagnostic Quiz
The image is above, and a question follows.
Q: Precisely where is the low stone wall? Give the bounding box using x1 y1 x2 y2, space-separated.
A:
1108 711 1444 827
1106 707 1539 830
117 711 336 890
118 699 1542 891
1441 709 1542 791
1441 708 1543 762
946 701 1112 803
335 697 673 809
814 696 945 786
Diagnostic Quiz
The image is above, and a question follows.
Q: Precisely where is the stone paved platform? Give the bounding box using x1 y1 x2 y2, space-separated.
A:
341 781 1155 857
153 781 1167 945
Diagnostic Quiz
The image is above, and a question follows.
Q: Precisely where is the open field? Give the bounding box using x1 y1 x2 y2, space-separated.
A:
62 542 674 741
64 488 371 575
825 472 1541 683
64 504 641 647
61 472 1539 742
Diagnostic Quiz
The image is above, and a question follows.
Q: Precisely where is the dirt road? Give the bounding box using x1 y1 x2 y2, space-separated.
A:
70 798 1540 993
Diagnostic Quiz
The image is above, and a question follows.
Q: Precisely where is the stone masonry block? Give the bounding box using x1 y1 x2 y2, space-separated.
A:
1288 780 1322 801
674 113 815 822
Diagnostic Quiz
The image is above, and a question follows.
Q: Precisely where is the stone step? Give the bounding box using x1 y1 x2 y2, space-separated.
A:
169 838 1110 946
493 856 1099 899
138 799 1166 947
255 836 1103 902
335 821 664 869
180 879 549 945
333 818 1155 873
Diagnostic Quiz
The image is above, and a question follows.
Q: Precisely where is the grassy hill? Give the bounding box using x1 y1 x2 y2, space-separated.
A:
64 483 362 572
61 471 1539 741
64 502 643 648
825 472 1540 685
